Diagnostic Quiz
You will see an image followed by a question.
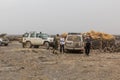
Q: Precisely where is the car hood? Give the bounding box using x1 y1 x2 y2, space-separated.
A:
47 37 54 42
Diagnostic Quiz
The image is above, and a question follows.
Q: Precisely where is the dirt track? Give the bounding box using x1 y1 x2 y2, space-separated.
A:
0 41 120 80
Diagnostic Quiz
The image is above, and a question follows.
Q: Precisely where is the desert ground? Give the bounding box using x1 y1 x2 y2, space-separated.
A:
0 41 120 80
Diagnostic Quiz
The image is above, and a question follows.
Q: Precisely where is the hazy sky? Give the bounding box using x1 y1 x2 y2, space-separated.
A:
0 0 120 34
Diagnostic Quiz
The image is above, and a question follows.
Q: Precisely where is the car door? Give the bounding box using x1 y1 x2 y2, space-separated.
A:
35 33 43 45
29 32 37 45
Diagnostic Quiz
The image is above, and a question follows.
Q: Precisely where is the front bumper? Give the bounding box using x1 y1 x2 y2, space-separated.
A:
65 47 84 51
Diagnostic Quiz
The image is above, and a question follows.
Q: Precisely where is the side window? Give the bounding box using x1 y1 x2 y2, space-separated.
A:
36 33 40 38
23 33 29 37
30 33 35 38
39 35 42 38
36 33 39 38
78 36 82 41
36 33 42 38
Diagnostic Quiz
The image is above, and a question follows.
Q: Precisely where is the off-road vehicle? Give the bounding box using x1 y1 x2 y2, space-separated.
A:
0 38 9 46
65 33 84 52
22 32 53 48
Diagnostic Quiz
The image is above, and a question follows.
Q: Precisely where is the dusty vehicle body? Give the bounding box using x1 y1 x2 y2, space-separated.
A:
22 32 53 48
0 37 9 46
65 33 84 52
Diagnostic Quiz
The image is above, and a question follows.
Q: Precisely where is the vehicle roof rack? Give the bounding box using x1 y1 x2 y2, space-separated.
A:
68 32 81 35
28 31 42 33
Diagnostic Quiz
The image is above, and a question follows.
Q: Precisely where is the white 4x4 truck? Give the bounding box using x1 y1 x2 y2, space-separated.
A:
0 38 9 46
65 33 84 52
22 32 53 48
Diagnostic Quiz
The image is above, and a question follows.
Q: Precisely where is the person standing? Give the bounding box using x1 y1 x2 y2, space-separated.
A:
60 35 65 53
85 36 91 56
53 34 60 54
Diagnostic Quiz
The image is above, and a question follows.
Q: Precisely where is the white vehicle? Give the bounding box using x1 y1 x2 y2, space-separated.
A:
22 32 53 48
0 38 9 46
65 33 84 52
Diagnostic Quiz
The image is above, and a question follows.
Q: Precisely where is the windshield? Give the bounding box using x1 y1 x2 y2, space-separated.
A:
67 35 81 41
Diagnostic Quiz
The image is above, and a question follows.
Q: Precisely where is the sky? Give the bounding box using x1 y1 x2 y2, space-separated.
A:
0 0 120 35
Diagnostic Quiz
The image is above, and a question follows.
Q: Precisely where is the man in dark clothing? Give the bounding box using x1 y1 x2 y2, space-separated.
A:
85 36 91 56
53 34 60 53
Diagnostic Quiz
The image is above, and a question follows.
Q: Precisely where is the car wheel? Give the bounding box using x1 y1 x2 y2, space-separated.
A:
25 41 32 48
0 41 2 46
44 42 49 49
4 44 8 46
22 43 25 48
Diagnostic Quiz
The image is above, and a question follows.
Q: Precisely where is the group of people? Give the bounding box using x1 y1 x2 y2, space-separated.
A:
53 34 65 54
52 34 92 56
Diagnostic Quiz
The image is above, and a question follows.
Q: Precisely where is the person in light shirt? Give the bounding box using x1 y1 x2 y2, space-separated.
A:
60 35 65 53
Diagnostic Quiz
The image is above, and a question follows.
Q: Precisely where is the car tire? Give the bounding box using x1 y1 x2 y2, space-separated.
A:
22 43 25 48
0 41 2 46
44 42 49 49
4 44 8 46
25 41 32 48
